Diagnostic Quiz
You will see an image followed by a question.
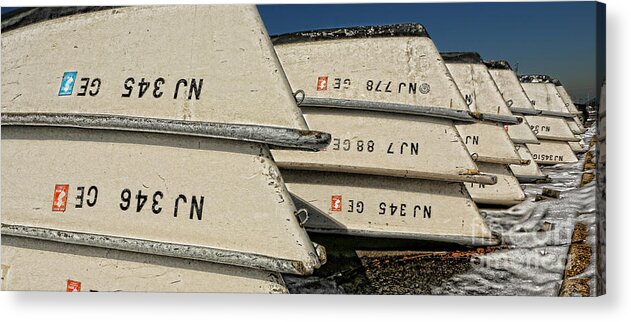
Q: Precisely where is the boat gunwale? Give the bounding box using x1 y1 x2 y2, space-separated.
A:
298 97 522 124
1 112 331 151
1 224 322 276
271 23 431 46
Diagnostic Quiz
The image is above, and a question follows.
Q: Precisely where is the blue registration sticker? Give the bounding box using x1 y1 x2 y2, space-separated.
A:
58 71 77 96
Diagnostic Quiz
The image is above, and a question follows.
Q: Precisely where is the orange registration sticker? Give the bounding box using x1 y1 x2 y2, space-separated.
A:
52 184 69 212
316 76 328 91
66 279 81 292
331 195 342 212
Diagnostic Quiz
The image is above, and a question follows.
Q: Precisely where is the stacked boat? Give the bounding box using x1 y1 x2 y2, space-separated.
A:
484 60 550 183
271 25 497 244
1 5 329 292
1 7 592 293
518 75 581 164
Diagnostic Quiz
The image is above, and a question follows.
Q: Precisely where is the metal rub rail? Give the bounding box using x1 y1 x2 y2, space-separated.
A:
297 96 522 125
538 110 577 119
1 224 325 276
1 113 331 151
509 107 542 116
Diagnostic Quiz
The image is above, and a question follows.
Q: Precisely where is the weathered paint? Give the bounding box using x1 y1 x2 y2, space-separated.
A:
1 6 320 144
271 26 501 184
464 162 525 206
555 84 582 116
509 144 548 183
520 82 572 115
271 27 496 243
486 63 537 113
524 115 580 142
1 127 321 275
527 140 579 165
443 61 514 116
282 170 497 246
454 122 522 164
443 59 535 154
485 64 540 144
273 34 470 112
1 236 288 293
273 107 495 184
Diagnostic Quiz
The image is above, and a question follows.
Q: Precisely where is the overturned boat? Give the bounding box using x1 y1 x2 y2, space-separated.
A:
2 235 288 293
1 5 329 291
484 60 549 183
519 75 580 164
441 52 528 205
271 24 497 244
554 79 587 132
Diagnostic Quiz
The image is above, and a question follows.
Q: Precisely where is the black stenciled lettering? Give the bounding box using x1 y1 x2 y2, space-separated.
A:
424 206 432 218
190 196 204 220
356 201 364 213
343 139 351 151
120 188 131 210
89 78 101 96
366 80 373 91
408 82 417 94
400 142 408 154
189 79 203 100
173 194 187 217
136 190 148 212
398 82 406 93
385 81 392 93
389 203 397 216
153 78 165 98
86 186 98 207
411 142 419 155
333 78 341 89
173 79 188 99
378 202 386 215
332 138 340 150
152 191 163 214
75 186 85 208
122 77 134 98
137 78 150 98
367 140 375 152
465 136 480 145
77 78 90 96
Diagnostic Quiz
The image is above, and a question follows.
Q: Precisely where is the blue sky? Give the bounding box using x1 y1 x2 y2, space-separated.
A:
258 2 605 102
2 3 605 101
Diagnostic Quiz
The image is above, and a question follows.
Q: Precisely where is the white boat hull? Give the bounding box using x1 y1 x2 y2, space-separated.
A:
273 107 493 184
509 144 548 182
455 122 522 164
1 127 322 275
282 170 497 246
1 236 288 293
1 6 310 133
527 140 579 164
525 115 580 142
465 162 525 206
